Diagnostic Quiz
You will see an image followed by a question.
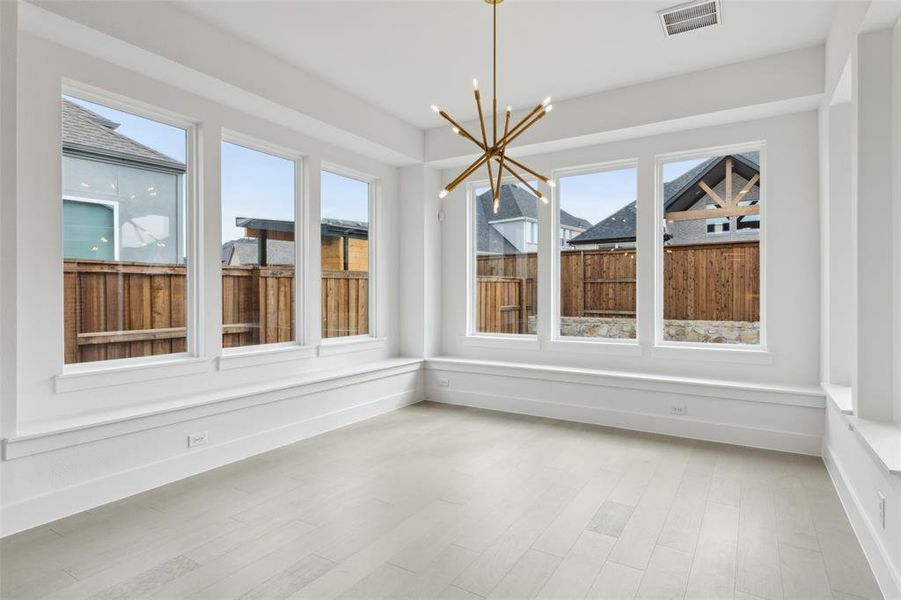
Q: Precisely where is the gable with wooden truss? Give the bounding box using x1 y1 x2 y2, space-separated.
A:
664 154 760 223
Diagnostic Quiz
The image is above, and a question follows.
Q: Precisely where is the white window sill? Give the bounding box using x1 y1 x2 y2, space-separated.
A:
822 383 853 414
218 344 317 371
55 355 211 393
318 336 386 356
462 335 540 351
649 343 772 365
543 338 643 356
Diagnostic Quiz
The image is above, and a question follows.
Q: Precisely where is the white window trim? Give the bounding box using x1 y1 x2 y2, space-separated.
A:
549 158 641 348
218 130 315 367
318 162 380 347
58 83 201 383
465 176 540 344
653 141 768 353
62 195 120 260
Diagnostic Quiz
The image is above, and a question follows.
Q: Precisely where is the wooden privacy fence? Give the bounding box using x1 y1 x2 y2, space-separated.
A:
64 260 368 364
321 270 369 339
475 241 759 333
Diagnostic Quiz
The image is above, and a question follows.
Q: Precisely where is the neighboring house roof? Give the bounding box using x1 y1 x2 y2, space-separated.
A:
477 185 592 230
234 217 369 240
569 153 759 246
475 195 521 255
321 218 369 239
222 238 295 266
568 202 638 246
62 98 186 173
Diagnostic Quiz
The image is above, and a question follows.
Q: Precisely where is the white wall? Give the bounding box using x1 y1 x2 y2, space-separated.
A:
818 9 901 598
0 0 18 444
0 14 414 535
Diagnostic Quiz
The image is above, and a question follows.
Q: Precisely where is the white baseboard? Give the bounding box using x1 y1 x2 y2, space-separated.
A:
426 387 822 455
823 446 901 600
1 389 420 537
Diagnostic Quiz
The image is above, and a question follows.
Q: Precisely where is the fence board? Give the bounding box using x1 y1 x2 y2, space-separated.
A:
476 241 759 332
64 260 369 364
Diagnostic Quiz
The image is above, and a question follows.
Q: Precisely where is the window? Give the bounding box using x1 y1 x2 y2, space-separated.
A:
62 94 189 365
705 203 730 234
472 181 539 335
660 151 762 345
525 221 538 244
321 169 371 338
556 165 638 340
221 140 297 349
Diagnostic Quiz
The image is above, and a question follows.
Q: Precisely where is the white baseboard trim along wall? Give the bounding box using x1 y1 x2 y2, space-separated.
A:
0 360 422 537
823 400 901 600
424 358 827 456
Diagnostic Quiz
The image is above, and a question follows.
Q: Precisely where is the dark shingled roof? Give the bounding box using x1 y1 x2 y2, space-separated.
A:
475 194 520 255
222 238 295 266
476 184 592 229
569 153 759 245
62 98 186 172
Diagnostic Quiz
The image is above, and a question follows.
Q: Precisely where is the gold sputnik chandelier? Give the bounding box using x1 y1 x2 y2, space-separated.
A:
432 0 554 212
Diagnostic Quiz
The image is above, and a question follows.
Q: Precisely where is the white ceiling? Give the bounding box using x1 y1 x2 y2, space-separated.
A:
176 1 839 129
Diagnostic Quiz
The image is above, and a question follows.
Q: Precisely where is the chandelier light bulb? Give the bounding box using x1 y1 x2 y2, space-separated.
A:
544 104 554 113
473 78 479 90
506 106 512 113
453 127 461 135
431 105 440 113
542 96 552 106
439 188 449 199
547 180 557 188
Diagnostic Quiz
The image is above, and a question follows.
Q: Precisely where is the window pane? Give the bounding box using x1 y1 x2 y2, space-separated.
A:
221 142 296 348
474 182 538 334
558 167 638 339
321 170 370 338
62 95 188 365
661 152 761 345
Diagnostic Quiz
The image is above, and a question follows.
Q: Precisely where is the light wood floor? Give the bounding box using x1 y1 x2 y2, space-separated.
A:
1 402 882 600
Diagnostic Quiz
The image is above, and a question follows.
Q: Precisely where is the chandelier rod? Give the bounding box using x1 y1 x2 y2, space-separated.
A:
493 0 497 147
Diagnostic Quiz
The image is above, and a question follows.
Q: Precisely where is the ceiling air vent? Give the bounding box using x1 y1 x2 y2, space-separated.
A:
658 0 721 37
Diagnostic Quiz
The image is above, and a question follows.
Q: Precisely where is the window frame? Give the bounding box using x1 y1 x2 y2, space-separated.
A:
465 176 541 344
59 84 200 375
549 158 641 347
218 131 310 363
319 162 380 345
653 141 768 352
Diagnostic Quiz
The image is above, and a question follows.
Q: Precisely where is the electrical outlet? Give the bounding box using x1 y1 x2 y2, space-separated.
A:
437 377 450 387
878 492 886 529
188 431 208 448
670 405 687 416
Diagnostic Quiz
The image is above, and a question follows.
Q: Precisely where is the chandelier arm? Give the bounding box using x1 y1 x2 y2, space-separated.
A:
473 88 495 195
497 162 543 199
439 111 485 150
493 110 512 203
446 152 490 193
474 90 490 153
496 102 546 147
498 109 547 148
500 155 550 185
486 150 496 204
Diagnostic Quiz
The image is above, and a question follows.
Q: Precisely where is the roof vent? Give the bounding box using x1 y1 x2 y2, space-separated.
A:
658 0 721 37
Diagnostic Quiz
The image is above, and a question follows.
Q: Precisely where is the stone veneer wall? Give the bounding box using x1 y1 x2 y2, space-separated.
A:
527 316 760 345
